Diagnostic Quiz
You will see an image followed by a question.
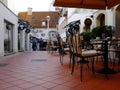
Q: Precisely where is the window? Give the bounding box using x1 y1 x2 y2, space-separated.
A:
34 20 39 24
42 21 46 26
32 16 35 19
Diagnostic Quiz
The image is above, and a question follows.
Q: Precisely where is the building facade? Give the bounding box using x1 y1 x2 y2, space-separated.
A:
57 4 120 40
18 9 60 50
0 1 18 56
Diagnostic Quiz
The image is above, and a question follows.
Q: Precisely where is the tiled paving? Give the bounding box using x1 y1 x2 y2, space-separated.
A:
0 51 120 90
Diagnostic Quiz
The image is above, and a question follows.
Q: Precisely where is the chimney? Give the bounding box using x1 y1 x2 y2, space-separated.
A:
27 7 32 15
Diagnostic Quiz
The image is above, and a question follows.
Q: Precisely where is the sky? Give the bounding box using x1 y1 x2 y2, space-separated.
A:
8 0 54 14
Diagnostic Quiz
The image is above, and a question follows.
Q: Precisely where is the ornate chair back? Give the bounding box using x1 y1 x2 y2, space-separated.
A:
72 33 82 56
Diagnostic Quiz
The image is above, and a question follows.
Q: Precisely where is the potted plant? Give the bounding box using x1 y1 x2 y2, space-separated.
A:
80 32 92 49
90 25 113 39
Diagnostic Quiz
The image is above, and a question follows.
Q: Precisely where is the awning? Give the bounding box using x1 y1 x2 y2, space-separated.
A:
53 0 120 9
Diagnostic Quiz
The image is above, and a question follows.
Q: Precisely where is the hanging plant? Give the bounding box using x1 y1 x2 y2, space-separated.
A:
6 24 12 30
25 29 31 33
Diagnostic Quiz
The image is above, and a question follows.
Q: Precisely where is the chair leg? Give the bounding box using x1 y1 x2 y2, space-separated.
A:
69 53 72 68
86 58 90 68
112 59 116 69
60 55 62 64
95 56 99 63
78 57 85 82
60 54 64 65
108 52 112 63
80 62 83 82
91 57 95 74
71 54 75 74
109 51 116 70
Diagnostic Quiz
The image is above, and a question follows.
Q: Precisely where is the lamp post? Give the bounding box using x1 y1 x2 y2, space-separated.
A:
46 16 50 30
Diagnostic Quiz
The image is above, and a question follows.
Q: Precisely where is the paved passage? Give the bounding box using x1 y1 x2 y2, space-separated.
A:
0 51 120 90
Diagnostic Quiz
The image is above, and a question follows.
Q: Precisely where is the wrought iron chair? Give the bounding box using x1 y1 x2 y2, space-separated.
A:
70 32 104 82
49 38 60 54
57 37 69 65
108 39 120 69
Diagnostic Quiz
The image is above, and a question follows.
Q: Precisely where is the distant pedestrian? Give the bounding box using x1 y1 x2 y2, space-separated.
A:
46 40 52 53
32 41 37 51
39 38 43 50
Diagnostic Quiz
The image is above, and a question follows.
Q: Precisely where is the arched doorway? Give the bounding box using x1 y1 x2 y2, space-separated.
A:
96 13 105 27
115 5 120 38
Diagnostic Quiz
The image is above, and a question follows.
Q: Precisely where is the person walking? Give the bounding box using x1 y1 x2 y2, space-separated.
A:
39 38 43 50
32 39 37 51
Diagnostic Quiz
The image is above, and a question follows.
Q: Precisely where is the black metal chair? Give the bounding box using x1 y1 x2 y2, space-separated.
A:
108 39 120 69
70 33 104 82
57 37 69 65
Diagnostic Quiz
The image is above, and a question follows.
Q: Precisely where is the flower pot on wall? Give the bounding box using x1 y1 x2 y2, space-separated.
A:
84 18 92 32
84 18 92 26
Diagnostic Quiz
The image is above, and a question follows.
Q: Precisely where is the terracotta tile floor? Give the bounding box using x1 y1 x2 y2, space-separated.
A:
0 51 120 90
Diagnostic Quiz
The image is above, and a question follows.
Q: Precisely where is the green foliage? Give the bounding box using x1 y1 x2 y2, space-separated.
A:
80 32 92 44
91 25 113 39
91 26 103 39
80 25 113 47
105 25 113 38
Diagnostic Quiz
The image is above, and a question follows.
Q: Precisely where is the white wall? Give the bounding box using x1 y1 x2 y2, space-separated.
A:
68 8 76 17
0 2 18 56
68 13 94 32
7 0 16 14
106 10 115 26
58 8 95 39
94 10 115 27
0 0 7 6
58 8 115 39
31 28 57 40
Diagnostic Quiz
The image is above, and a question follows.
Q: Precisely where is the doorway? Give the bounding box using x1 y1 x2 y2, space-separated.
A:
96 13 105 27
4 21 13 55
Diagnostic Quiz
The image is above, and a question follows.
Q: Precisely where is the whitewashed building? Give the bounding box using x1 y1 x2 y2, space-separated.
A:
0 1 18 56
57 5 120 39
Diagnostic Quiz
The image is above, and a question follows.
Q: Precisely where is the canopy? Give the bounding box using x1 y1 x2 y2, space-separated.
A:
53 0 120 9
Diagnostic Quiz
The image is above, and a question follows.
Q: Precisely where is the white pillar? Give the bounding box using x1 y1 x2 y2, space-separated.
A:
12 22 18 53
0 18 4 56
21 30 25 51
46 16 50 29
105 10 114 26
26 33 30 51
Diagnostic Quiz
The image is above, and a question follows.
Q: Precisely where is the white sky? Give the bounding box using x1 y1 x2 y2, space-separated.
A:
8 0 54 14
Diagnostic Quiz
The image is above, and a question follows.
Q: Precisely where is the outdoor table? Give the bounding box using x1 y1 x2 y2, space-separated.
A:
91 39 117 74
